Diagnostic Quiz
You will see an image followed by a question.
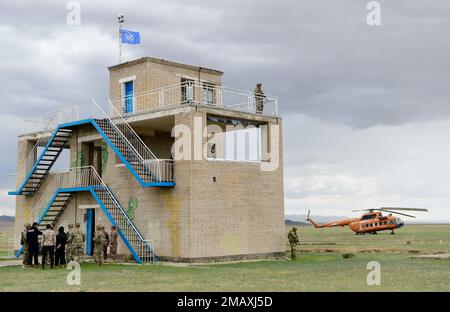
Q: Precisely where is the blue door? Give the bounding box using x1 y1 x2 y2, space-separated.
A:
124 81 134 113
85 209 95 256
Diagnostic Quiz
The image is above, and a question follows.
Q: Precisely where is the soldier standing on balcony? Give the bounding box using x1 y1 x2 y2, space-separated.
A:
254 83 265 114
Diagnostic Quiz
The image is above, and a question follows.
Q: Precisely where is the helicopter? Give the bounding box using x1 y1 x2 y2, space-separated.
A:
306 207 428 235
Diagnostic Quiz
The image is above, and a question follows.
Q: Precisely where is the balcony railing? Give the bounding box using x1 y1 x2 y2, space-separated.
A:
23 99 98 135
8 173 17 193
17 98 174 191
109 81 278 117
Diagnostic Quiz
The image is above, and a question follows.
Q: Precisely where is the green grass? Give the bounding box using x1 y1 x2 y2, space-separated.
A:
291 224 450 254
0 226 14 258
0 253 449 292
0 224 449 291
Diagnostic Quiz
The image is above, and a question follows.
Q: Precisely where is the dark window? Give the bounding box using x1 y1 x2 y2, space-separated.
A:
361 214 376 220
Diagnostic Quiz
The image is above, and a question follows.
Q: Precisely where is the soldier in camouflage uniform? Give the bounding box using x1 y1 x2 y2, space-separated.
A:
254 83 265 114
288 227 299 259
93 225 107 266
65 224 74 263
21 223 31 268
109 226 119 261
72 223 86 262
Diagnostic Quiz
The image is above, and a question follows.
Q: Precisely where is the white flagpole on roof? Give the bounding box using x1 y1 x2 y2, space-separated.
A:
118 14 125 64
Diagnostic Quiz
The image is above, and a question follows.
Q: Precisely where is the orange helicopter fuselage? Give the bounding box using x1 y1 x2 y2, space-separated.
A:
309 211 405 234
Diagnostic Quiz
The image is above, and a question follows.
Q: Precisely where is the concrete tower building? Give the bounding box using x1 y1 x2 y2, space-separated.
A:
9 57 284 262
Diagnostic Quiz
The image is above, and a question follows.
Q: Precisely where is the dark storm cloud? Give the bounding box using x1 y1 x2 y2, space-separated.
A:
1 1 449 220
1 0 450 126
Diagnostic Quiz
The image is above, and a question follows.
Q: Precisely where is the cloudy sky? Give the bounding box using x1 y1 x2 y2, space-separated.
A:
1 0 450 221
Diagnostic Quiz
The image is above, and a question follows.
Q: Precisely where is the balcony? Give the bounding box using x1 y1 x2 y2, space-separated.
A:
109 81 279 117
15 99 174 192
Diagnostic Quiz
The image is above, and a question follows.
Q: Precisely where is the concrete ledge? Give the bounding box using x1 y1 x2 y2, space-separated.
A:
157 251 285 263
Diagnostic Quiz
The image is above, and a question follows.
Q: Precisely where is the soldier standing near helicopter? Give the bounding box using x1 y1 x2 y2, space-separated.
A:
287 227 299 259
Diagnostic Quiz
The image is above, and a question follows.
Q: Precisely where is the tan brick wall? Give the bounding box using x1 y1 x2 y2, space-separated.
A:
109 58 223 113
13 58 284 262
13 110 284 261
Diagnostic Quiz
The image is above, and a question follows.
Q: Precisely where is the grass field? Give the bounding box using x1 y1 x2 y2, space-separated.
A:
0 225 14 258
0 224 449 292
294 224 450 254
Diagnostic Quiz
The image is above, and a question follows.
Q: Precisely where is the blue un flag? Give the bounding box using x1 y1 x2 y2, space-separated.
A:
120 29 140 44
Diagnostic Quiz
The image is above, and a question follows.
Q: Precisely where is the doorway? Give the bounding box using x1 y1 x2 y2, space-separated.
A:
124 80 134 113
88 142 103 177
85 209 95 256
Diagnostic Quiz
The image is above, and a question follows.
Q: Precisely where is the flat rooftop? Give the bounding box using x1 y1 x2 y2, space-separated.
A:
108 56 224 76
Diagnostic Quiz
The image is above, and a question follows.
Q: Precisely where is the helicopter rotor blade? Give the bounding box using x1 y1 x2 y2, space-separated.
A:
380 207 428 211
381 209 416 218
380 207 428 212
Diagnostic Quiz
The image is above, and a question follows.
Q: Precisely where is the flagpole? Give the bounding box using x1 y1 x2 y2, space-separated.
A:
118 14 125 64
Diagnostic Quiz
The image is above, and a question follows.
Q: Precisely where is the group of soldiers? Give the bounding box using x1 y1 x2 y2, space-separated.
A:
65 223 86 263
22 221 301 265
21 221 119 268
91 224 119 266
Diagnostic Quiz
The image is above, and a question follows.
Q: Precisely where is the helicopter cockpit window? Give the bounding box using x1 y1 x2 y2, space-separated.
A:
361 214 376 220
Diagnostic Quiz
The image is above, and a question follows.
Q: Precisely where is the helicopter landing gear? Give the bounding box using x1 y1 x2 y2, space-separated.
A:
390 230 395 235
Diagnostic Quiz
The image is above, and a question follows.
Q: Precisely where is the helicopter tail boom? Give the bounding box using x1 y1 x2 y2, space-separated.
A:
306 210 354 228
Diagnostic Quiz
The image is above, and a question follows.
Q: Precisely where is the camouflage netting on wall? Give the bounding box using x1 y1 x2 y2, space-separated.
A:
71 151 85 170
126 197 138 222
101 142 108 174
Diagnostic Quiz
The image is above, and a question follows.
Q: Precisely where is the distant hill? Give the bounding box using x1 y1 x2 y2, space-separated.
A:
0 216 14 223
0 215 14 229
285 214 349 224
285 219 308 226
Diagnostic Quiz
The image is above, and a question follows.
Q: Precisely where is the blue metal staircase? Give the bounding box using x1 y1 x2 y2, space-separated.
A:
14 128 73 195
10 118 174 196
11 100 166 262
37 192 73 232
17 167 157 263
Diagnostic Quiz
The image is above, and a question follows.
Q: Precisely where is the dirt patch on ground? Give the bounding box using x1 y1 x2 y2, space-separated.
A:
411 253 450 260
300 242 341 246
298 248 444 254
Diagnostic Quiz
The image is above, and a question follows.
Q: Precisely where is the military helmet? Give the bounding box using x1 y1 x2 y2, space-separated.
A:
75 222 81 228
293 227 297 231
68 224 74 228
24 222 31 228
